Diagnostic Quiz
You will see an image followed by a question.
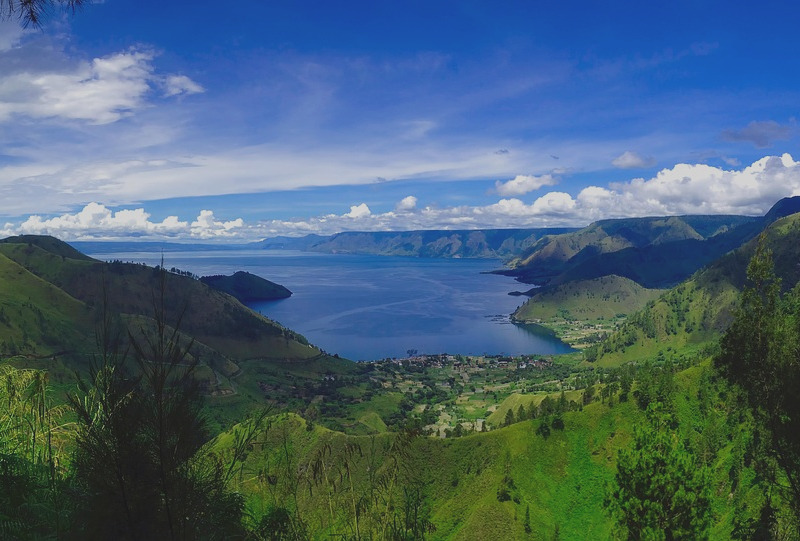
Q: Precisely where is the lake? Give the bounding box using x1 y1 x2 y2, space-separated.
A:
85 249 574 361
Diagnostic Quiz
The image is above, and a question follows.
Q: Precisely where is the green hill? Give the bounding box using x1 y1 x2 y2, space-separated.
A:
510 276 664 349
213 359 760 540
504 214 757 286
0 250 93 360
0 234 95 262
0 235 356 427
0 239 313 362
513 275 664 322
0 233 784 538
592 211 800 366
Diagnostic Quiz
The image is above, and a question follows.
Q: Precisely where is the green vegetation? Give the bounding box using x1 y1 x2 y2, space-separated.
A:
3 215 800 538
512 275 663 348
68 278 249 539
716 236 800 523
606 403 711 540
592 211 800 366
505 214 760 288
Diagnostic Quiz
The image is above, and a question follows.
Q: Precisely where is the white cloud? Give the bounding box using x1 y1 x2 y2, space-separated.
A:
494 174 557 196
345 203 371 218
396 196 417 211
0 49 155 124
0 47 204 125
164 74 204 97
0 141 542 215
8 202 248 240
3 154 800 241
612 150 656 169
190 210 244 238
248 154 800 235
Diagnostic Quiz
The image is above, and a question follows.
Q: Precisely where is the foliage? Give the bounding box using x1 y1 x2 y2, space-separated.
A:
0 0 85 27
68 273 247 539
0 365 73 538
606 402 711 540
716 235 800 521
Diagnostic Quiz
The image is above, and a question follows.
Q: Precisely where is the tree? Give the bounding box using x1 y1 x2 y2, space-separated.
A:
69 272 246 539
524 504 532 534
716 236 800 520
504 408 515 427
606 403 711 540
619 366 634 402
583 384 595 406
0 0 85 28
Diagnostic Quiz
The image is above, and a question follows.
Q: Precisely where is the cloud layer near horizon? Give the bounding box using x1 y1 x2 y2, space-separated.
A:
4 154 798 241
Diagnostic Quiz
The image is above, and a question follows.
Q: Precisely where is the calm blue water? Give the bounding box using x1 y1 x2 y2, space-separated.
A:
86 249 573 361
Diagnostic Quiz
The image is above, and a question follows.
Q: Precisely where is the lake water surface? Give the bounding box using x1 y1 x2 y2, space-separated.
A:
86 249 573 361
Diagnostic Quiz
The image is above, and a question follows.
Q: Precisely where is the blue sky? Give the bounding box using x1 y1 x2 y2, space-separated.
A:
0 0 799 240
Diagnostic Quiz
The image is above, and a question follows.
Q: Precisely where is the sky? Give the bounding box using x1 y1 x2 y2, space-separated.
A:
0 0 799 241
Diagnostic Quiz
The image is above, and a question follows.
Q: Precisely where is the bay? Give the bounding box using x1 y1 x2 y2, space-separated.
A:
86 249 574 361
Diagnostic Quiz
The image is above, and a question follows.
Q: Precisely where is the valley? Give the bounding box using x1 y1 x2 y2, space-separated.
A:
3 198 800 539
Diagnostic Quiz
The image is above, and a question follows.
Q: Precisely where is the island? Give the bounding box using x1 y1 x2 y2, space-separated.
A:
200 270 292 302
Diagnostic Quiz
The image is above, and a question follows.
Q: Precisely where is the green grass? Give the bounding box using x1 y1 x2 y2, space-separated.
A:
0 251 94 358
212 356 770 539
486 389 585 427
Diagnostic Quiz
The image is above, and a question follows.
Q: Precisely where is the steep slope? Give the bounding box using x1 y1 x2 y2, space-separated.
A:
592 212 800 366
216 361 754 540
0 251 94 359
505 214 758 287
0 238 317 363
0 236 359 427
0 234 95 262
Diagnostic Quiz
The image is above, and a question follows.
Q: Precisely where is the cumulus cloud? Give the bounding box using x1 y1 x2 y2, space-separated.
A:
0 49 154 124
250 154 800 235
494 174 557 196
345 203 371 218
612 151 656 169
3 155 800 241
396 196 417 211
9 203 246 240
0 47 204 124
190 210 244 238
722 120 792 148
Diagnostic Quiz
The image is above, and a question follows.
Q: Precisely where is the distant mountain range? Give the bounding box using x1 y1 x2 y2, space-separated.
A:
253 228 577 258
590 204 800 365
500 198 800 290
72 229 578 260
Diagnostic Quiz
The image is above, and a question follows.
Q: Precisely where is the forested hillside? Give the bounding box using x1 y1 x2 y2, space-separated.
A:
504 198 800 289
591 211 800 366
